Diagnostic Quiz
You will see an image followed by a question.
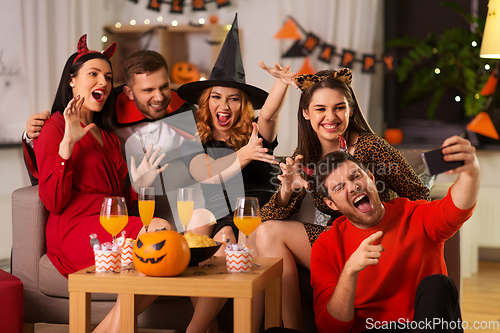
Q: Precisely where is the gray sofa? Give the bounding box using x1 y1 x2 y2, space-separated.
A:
11 149 460 333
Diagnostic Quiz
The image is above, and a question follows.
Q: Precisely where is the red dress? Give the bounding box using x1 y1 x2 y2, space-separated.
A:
34 112 143 277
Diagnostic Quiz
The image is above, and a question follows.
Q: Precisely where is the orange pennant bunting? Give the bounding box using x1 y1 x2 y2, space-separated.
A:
467 111 499 140
298 57 316 75
274 18 302 39
480 70 498 96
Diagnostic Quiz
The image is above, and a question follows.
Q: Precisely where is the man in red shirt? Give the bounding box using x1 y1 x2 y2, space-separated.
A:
310 135 479 333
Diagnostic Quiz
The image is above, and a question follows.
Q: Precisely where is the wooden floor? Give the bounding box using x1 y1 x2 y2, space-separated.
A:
32 261 500 332
462 261 500 332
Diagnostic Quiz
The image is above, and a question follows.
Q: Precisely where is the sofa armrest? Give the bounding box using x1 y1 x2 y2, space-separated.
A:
11 186 48 290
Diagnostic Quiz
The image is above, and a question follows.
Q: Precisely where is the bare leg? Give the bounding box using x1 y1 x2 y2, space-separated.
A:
186 226 236 333
187 297 227 333
247 230 265 332
143 217 173 234
92 295 158 333
255 220 311 331
93 218 170 333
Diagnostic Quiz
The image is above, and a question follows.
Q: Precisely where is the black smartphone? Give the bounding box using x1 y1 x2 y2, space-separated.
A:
421 145 464 176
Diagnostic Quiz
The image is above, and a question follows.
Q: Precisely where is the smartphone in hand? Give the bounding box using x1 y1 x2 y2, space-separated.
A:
421 145 464 176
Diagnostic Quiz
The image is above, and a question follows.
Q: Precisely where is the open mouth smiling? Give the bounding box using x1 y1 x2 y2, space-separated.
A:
150 102 164 111
353 193 372 213
322 123 340 132
92 89 105 102
217 112 231 126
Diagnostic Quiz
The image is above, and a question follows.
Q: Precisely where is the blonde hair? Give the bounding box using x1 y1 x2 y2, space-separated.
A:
195 87 255 150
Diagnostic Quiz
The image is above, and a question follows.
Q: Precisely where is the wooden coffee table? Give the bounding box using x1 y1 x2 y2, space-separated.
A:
68 256 283 333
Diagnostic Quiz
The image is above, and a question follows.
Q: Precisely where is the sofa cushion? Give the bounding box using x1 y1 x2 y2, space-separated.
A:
39 254 117 300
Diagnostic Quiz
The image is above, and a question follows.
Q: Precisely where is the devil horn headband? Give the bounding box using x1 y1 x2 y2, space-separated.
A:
294 68 353 93
73 34 117 63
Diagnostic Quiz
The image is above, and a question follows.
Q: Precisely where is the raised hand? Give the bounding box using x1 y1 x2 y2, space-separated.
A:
62 96 95 146
345 231 385 274
442 135 480 210
259 61 298 89
277 154 309 192
130 144 168 189
26 111 50 139
441 135 480 177
237 123 278 166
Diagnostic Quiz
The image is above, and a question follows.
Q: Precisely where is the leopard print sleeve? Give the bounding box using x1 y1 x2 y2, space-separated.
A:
354 134 431 202
260 187 307 222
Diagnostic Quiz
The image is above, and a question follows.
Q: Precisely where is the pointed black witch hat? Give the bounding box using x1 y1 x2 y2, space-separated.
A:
177 14 268 109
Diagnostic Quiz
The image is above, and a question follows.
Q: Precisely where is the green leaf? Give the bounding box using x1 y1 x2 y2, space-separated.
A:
385 5 489 119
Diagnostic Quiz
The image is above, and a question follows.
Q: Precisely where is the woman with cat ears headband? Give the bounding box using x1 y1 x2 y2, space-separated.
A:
254 68 431 330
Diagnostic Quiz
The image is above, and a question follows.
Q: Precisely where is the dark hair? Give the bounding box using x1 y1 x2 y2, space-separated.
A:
51 52 115 131
316 151 369 198
297 69 374 168
122 50 169 86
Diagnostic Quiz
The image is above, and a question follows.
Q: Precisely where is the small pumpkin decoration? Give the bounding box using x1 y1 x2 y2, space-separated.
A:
208 15 219 25
171 62 200 84
133 230 190 276
384 128 404 145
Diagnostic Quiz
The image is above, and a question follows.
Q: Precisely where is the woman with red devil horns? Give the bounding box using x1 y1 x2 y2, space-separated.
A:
34 34 171 279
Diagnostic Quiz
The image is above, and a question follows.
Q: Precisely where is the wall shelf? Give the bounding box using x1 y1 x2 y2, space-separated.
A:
103 24 227 86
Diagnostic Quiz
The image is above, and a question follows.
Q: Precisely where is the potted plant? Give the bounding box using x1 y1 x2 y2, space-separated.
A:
386 2 491 120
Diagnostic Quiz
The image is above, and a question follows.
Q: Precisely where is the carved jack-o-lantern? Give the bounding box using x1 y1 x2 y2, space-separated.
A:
171 62 200 84
133 230 190 276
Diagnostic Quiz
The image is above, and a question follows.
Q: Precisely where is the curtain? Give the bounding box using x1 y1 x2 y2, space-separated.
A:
20 0 96 115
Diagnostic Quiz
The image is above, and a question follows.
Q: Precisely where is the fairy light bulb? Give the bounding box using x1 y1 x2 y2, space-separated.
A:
226 24 232 31
471 41 478 47
130 19 136 26
485 64 491 70
101 36 108 43
199 18 205 25
434 68 441 75
172 20 178 26
115 22 122 28
455 96 461 102
144 19 151 25
157 16 163 22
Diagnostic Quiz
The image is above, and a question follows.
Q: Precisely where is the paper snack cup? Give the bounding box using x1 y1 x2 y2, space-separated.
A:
95 249 121 272
121 240 135 266
225 250 254 272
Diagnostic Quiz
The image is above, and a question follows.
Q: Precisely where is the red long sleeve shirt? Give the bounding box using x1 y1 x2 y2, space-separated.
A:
310 188 474 333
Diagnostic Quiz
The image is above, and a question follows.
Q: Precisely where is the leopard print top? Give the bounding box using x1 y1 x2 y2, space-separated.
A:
260 133 431 245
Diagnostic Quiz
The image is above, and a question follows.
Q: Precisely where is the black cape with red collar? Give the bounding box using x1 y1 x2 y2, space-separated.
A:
112 84 197 136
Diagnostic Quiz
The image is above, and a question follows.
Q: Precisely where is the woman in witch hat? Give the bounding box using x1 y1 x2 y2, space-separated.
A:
177 13 297 252
34 35 171 280
176 14 297 332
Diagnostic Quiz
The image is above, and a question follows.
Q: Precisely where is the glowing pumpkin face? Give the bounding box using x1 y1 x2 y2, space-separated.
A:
171 62 200 84
133 230 190 276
